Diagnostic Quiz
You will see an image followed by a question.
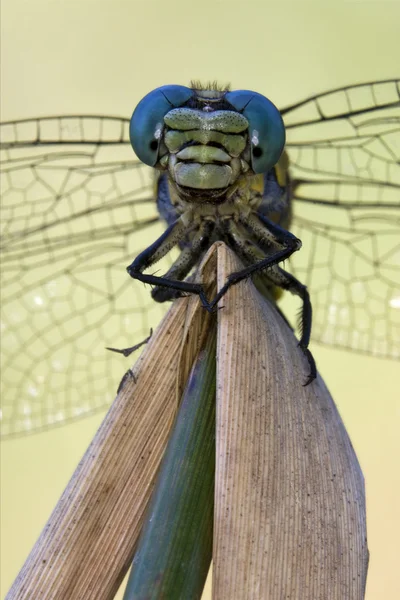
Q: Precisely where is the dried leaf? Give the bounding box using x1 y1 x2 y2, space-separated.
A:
213 244 368 599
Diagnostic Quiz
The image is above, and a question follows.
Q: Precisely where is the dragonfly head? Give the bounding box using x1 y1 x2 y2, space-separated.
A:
130 84 285 198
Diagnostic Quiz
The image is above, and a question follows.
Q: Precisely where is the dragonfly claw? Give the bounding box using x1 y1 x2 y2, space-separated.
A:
300 347 317 386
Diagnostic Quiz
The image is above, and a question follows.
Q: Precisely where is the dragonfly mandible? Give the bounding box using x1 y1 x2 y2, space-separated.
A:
1 79 399 438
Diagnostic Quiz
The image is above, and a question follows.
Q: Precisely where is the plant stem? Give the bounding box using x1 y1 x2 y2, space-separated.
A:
123 321 216 600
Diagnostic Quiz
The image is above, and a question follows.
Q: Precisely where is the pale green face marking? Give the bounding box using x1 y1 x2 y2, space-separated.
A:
164 130 246 157
164 108 249 133
174 162 233 189
176 146 231 163
164 108 249 190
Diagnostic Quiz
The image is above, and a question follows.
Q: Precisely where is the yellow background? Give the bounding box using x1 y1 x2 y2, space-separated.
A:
1 1 399 598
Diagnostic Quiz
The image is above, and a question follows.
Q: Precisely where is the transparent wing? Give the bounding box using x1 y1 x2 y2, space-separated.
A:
281 80 400 360
1 117 170 437
1 81 399 438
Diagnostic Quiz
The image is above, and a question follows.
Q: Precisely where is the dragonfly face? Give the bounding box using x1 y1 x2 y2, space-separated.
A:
130 84 285 196
1 79 399 436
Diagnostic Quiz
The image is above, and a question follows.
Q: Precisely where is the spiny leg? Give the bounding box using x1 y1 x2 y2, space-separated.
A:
221 218 316 384
221 221 293 329
210 212 301 309
151 221 214 302
261 265 316 385
127 217 209 306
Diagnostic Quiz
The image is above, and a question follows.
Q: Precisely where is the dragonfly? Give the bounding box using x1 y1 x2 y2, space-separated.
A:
1 79 399 438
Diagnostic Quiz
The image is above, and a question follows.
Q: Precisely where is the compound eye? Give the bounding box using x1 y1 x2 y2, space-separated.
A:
225 90 285 173
130 85 193 166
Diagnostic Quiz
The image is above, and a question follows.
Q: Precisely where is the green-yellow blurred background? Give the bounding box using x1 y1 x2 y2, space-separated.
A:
1 1 399 598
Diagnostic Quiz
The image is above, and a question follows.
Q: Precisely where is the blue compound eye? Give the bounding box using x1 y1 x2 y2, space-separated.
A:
225 90 285 173
130 85 193 166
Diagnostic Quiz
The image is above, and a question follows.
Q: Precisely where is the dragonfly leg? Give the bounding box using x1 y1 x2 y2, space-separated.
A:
151 221 213 302
216 216 316 384
259 265 316 385
210 213 301 309
219 221 293 327
127 219 211 308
